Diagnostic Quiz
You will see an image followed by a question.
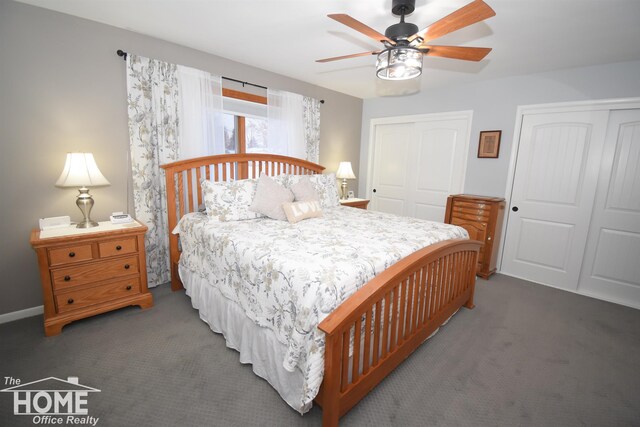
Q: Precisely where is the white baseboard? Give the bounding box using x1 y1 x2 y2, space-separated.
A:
0 305 44 324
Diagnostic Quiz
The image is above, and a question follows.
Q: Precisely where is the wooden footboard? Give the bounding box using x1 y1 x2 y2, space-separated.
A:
315 238 481 426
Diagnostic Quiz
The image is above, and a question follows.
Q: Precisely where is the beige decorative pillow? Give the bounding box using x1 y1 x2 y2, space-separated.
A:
249 174 294 221
290 177 320 202
282 200 323 223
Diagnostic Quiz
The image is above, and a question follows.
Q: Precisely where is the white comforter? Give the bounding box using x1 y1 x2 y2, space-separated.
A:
176 206 468 410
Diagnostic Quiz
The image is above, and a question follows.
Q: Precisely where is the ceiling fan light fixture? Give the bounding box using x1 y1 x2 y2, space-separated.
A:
376 46 423 81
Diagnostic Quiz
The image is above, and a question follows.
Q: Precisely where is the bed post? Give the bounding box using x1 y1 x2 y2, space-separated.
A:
162 164 184 291
321 333 342 427
464 251 479 309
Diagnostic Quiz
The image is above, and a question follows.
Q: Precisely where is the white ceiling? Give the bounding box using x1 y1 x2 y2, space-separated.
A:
16 0 640 99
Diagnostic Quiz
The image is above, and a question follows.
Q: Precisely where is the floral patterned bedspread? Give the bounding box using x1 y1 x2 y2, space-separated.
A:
176 206 468 409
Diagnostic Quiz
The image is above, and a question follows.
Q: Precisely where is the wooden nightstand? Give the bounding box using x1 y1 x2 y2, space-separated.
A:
340 198 370 210
30 220 153 336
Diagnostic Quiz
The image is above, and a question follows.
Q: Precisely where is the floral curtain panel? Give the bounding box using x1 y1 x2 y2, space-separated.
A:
302 96 321 164
126 54 180 287
127 56 225 287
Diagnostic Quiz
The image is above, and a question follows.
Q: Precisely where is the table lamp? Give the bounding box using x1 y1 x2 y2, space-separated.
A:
55 153 110 228
336 161 356 200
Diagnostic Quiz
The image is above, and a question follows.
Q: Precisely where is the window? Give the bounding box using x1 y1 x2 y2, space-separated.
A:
223 114 237 153
222 88 267 154
246 117 268 153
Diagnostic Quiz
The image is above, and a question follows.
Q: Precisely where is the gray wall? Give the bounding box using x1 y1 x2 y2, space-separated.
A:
0 1 363 315
359 60 640 199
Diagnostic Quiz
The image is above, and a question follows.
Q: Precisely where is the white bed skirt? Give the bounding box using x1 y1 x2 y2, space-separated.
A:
179 264 312 414
179 263 460 415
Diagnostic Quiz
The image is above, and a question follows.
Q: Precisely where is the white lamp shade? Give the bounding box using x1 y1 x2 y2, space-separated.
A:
336 162 356 179
55 153 110 188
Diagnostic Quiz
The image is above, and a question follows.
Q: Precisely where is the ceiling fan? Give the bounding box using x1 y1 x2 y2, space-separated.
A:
316 0 496 80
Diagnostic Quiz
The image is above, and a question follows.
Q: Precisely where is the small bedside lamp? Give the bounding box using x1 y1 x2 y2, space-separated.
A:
336 161 356 200
56 153 110 228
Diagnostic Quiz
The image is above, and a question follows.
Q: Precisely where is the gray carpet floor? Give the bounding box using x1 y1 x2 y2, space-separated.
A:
1 274 639 426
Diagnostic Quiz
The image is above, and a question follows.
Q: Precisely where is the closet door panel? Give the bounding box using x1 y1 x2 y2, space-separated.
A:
370 123 411 216
501 111 609 291
413 124 465 221
579 109 640 308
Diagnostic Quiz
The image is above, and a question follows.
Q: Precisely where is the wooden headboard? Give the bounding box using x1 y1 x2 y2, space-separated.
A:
160 153 325 290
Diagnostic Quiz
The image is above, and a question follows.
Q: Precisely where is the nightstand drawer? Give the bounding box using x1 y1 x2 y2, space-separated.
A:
49 244 94 266
55 278 141 314
99 237 137 258
51 255 139 291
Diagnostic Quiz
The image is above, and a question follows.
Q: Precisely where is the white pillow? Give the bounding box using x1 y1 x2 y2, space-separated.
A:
249 174 294 221
201 179 262 222
282 200 323 223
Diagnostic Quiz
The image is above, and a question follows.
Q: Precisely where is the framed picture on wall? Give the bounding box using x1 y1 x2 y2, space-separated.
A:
478 130 502 158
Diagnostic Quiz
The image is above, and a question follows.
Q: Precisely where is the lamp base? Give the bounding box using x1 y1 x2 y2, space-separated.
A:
340 179 348 200
76 187 99 228
76 219 99 229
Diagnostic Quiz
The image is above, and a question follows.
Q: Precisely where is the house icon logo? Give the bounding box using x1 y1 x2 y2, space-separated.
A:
1 376 100 417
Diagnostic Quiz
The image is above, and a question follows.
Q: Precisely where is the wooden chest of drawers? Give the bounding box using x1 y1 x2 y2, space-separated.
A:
30 221 153 336
444 194 506 279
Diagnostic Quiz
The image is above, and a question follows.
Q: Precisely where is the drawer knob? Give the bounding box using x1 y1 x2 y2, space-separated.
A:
68 252 75 258
64 275 71 281
124 264 130 270
116 245 122 251
67 298 74 304
126 285 132 290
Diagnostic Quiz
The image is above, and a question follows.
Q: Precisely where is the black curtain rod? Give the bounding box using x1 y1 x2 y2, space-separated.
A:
116 49 324 104
221 76 267 90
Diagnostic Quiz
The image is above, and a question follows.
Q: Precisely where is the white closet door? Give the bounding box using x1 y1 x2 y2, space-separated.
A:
501 111 609 291
412 119 469 221
370 115 470 222
370 123 413 216
578 109 640 308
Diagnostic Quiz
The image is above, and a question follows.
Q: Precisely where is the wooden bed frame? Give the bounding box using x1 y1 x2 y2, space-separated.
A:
161 154 481 426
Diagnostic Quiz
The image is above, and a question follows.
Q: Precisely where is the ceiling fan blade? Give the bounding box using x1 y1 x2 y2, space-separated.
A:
409 0 496 44
421 45 492 61
316 51 380 63
328 14 395 45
